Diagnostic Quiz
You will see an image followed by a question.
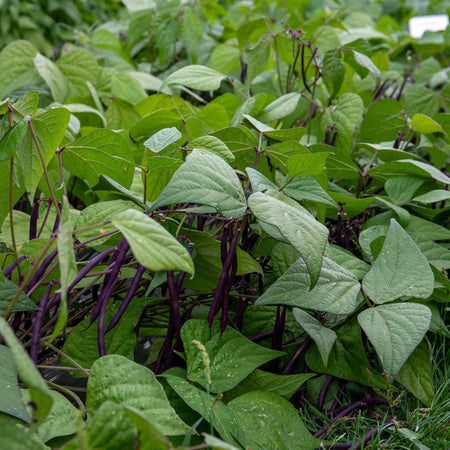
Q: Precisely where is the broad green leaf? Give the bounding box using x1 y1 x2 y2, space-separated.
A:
202 434 240 450
63 103 107 128
358 303 431 379
48 197 77 344
144 157 183 202
413 189 450 204
325 244 370 280
412 235 450 270
152 154 246 218
86 401 136 449
181 320 282 393
411 114 445 134
359 99 407 143
56 47 100 98
210 44 241 74
87 355 188 435
181 9 203 64
22 389 79 442
122 0 156 13
270 242 300 278
184 230 262 291
246 167 277 192
243 113 274 132
362 219 434 303
0 346 30 422
322 49 345 99
257 256 361 314
0 416 47 450
112 209 194 275
385 176 424 205
144 127 182 154
246 34 271 83
396 341 434 406
75 200 139 246
123 406 172 450
248 190 329 287
405 85 439 117
406 215 450 241
33 53 68 103
16 108 70 200
0 40 38 99
293 308 337 365
258 93 301 122
62 129 134 188
163 65 227 91
284 177 337 208
62 300 149 374
0 118 28 161
111 72 147 105
223 369 316 402
375 196 410 226
306 319 385 388
0 279 39 315
349 50 381 83
227 391 316 450
0 317 52 422
288 152 330 178
188 135 235 164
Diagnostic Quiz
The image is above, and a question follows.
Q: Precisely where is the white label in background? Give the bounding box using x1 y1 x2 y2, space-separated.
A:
409 15 449 39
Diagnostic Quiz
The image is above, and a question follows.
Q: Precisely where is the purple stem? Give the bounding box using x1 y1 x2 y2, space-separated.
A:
282 336 312 375
29 201 40 240
30 282 56 363
52 202 62 233
25 249 59 294
3 256 30 279
106 264 145 333
37 200 52 239
318 375 334 411
313 398 389 439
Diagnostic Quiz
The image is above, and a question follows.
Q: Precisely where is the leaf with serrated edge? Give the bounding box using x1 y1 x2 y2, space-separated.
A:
362 219 434 304
87 355 188 435
358 303 431 379
248 190 328 288
112 209 194 275
152 154 246 218
293 308 337 365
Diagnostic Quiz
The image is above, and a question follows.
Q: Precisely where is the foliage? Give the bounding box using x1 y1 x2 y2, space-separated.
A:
0 0 449 449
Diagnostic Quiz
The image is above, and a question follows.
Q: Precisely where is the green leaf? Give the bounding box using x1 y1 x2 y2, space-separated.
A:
33 53 68 103
111 209 194 275
0 40 38 99
359 99 407 143
258 93 301 122
322 49 345 99
405 85 439 117
358 303 431 379
17 108 70 200
188 135 235 164
87 354 188 435
248 190 329 288
325 245 370 280
144 127 182 154
0 416 47 449
306 319 385 388
349 50 381 83
210 44 241 74
181 9 203 64
0 317 52 422
22 389 79 442
144 157 183 202
181 320 282 393
246 34 271 83
123 406 172 450
288 152 330 178
223 369 316 402
62 300 149 374
62 129 134 188
0 118 28 161
257 256 361 314
411 114 445 134
396 341 434 406
385 176 424 205
152 154 246 218
284 176 337 208
162 65 227 91
413 189 450 204
293 308 337 365
0 345 30 422
111 72 147 105
246 168 277 192
86 401 136 449
362 219 434 304
227 391 316 450
0 279 39 315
